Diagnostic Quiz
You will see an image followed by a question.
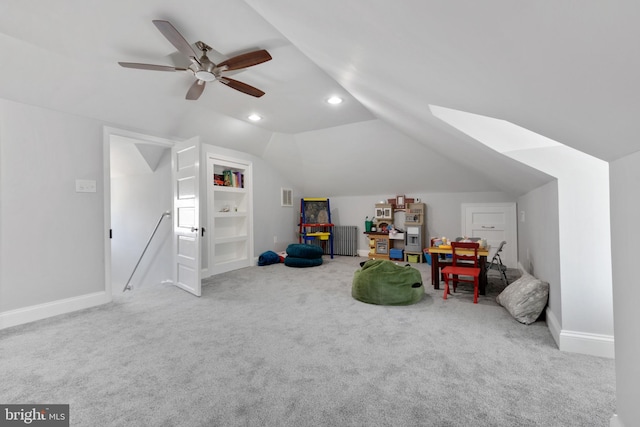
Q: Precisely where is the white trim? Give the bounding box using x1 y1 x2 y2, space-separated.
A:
559 329 615 359
206 152 254 277
544 295 614 358
0 292 110 330
610 414 624 427
545 306 615 358
545 306 562 349
518 263 615 359
103 131 112 297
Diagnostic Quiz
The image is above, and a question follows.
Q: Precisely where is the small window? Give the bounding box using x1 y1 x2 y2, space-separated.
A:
281 188 293 207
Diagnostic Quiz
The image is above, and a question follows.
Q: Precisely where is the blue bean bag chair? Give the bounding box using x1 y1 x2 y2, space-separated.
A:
258 250 281 266
284 243 324 268
352 259 424 305
284 256 323 268
286 244 324 259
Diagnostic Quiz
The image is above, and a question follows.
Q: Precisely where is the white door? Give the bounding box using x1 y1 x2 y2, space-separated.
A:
172 136 201 296
462 203 517 268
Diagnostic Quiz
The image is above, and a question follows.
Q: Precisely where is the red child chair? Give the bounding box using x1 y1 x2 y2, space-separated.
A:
441 241 481 303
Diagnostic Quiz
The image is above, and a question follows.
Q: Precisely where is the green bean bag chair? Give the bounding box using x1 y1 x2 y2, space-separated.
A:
352 259 424 305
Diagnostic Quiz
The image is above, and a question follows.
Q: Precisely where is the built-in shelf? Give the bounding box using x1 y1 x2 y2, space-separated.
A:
214 235 248 244
207 154 253 275
214 212 247 218
214 185 246 193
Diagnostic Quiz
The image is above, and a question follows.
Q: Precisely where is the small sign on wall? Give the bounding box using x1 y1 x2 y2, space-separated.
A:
75 179 96 193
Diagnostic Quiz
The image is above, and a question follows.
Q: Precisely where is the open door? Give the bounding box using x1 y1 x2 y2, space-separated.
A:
172 136 201 296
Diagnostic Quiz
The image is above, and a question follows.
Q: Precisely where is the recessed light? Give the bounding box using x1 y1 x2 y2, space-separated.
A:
248 114 262 121
327 96 343 105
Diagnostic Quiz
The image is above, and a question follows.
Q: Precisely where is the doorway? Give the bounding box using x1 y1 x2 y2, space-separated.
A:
103 127 175 296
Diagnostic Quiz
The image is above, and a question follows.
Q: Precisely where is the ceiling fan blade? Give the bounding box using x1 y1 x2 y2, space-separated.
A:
186 80 206 100
118 62 187 72
152 20 198 59
219 77 265 98
217 49 272 71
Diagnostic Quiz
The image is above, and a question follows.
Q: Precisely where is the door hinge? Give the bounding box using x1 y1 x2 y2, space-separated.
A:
201 227 206 237
109 229 113 239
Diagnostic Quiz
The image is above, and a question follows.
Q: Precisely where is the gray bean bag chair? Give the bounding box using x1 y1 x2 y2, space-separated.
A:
352 259 424 305
496 272 549 324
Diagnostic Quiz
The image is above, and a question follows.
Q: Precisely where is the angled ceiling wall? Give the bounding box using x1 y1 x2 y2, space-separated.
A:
2 1 638 197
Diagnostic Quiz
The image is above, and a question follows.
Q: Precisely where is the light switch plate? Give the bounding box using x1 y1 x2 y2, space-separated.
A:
76 179 97 193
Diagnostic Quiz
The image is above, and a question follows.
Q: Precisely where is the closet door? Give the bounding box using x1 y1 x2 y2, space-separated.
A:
172 136 202 296
462 203 517 267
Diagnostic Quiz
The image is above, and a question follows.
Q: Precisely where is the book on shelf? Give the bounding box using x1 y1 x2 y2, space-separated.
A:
221 170 244 188
213 174 225 186
223 170 232 187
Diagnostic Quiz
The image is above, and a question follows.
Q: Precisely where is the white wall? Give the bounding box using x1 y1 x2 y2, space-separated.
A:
110 149 172 292
0 99 108 327
329 191 514 253
517 180 562 329
508 146 614 357
609 151 640 427
0 99 300 328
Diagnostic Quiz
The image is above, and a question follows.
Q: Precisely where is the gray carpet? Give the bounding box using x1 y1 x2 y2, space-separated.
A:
0 257 615 426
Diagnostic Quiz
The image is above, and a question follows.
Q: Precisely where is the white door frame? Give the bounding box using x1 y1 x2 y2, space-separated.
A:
103 126 176 296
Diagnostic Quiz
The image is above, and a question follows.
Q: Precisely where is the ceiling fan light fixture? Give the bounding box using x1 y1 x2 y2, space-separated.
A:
248 114 262 121
327 96 343 105
194 70 217 82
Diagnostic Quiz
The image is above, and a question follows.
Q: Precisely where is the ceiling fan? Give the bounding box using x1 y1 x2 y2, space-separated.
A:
118 20 272 100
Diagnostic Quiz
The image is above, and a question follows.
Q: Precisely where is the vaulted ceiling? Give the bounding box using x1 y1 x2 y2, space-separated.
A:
1 1 638 197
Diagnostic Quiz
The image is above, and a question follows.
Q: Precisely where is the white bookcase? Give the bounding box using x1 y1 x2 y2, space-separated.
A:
206 154 253 275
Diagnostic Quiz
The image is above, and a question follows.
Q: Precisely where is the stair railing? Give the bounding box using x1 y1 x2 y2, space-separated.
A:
123 210 171 292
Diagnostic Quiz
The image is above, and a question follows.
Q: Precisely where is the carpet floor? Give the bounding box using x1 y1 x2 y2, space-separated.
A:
0 256 615 426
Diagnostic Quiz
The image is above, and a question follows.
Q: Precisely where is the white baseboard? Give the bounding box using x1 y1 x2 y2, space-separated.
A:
545 306 562 348
546 307 615 358
559 329 615 358
357 249 369 257
0 291 111 330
